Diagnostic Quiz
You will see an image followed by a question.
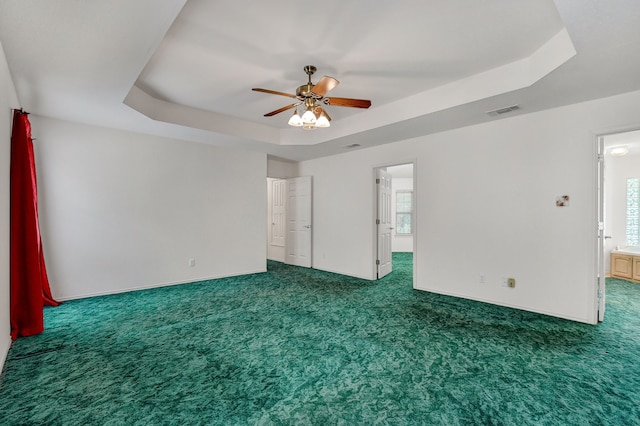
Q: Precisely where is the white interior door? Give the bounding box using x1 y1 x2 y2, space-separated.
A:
286 176 312 267
377 169 393 278
271 179 286 247
597 136 606 322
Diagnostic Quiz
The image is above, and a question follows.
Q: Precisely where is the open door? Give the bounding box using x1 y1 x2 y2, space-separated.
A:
286 176 312 268
267 178 287 262
596 136 606 321
377 169 393 278
597 136 606 321
271 179 286 248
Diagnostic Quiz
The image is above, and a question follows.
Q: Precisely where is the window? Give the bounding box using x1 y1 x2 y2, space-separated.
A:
627 178 640 246
396 190 413 235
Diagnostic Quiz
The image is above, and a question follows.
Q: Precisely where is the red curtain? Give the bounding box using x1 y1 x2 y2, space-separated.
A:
10 109 59 340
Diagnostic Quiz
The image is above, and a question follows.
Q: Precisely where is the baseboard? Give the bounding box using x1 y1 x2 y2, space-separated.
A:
310 265 374 281
56 268 267 301
413 285 596 325
0 334 10 376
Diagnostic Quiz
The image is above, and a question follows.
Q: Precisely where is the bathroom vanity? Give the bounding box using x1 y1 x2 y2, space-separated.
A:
611 249 640 282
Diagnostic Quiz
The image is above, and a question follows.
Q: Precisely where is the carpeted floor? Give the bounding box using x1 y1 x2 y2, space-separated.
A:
1 253 639 425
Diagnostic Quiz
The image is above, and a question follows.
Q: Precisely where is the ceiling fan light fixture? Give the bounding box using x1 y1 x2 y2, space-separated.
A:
301 108 317 125
288 109 302 127
253 65 371 130
315 113 330 128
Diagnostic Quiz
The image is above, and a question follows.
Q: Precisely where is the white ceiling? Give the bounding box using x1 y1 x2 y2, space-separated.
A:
1 0 640 161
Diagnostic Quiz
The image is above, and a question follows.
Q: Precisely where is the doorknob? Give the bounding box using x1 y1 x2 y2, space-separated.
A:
605 236 612 239
303 225 311 229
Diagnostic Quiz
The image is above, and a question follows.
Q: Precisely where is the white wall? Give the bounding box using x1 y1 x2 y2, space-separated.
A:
299 89 640 324
32 116 267 300
391 176 414 252
0 39 20 373
299 153 378 279
604 151 640 273
267 157 298 179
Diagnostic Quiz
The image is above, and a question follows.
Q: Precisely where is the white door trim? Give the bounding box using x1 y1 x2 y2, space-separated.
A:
373 161 417 283
596 135 606 322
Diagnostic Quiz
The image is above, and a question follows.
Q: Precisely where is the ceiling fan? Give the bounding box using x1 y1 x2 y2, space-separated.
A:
252 65 372 129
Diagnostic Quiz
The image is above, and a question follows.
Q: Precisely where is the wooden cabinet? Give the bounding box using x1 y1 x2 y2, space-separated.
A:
634 257 640 282
611 252 640 281
611 253 633 279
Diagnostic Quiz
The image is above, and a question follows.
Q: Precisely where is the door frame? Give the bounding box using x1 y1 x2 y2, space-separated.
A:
596 134 606 322
594 126 640 322
373 160 417 284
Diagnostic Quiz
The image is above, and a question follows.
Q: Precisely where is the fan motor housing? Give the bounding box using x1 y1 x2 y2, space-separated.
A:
296 83 315 99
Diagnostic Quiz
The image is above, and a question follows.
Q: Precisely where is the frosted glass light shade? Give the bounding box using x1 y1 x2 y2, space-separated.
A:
288 111 302 127
301 109 316 124
315 115 330 128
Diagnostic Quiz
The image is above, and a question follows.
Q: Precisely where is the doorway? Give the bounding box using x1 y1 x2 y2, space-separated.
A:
267 176 313 267
598 128 640 321
374 162 416 283
267 178 286 262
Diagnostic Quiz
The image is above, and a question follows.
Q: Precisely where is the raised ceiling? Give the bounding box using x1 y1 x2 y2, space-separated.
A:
1 0 639 161
135 0 564 126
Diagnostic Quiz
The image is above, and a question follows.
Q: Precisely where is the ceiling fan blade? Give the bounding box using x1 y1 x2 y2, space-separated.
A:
311 76 339 96
326 97 372 108
252 88 296 98
264 103 297 117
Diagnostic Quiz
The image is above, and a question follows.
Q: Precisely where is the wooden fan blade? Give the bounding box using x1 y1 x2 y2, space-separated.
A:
252 88 296 98
326 97 372 108
311 76 339 96
264 103 297 117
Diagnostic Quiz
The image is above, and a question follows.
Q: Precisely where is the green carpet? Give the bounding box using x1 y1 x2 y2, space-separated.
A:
1 253 639 425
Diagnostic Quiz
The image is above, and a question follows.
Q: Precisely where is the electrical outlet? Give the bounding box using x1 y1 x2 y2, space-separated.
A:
188 258 195 267
508 278 516 288
502 277 508 287
479 274 486 284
